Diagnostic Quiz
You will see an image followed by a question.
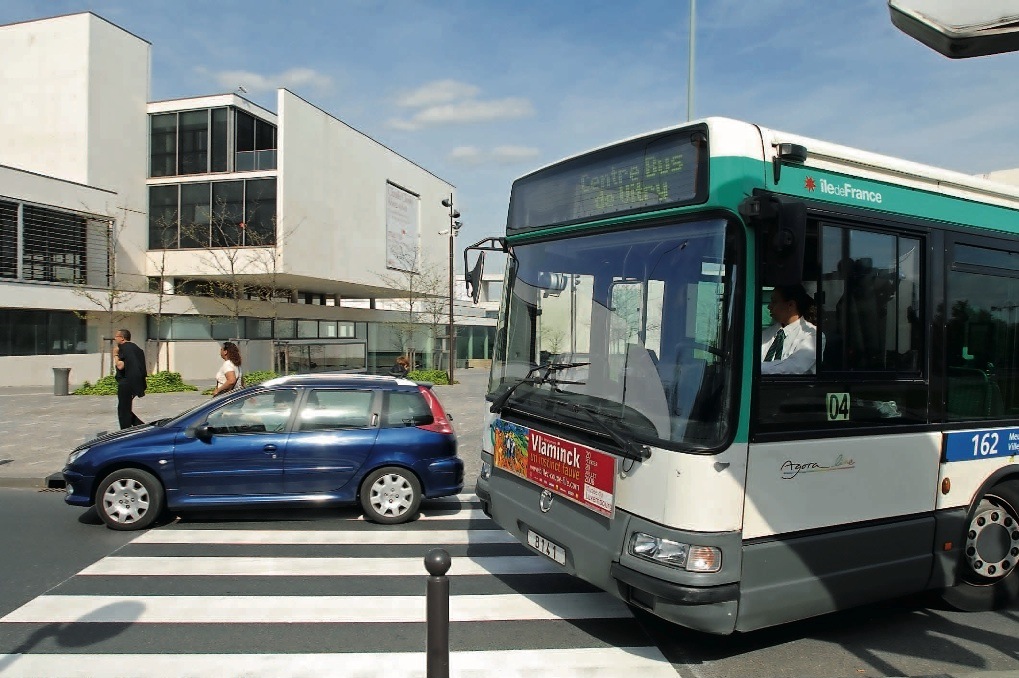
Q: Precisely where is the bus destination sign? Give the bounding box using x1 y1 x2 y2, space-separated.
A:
507 128 707 233
491 418 616 517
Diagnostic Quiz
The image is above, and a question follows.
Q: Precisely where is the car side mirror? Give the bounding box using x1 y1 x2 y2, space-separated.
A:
194 423 213 442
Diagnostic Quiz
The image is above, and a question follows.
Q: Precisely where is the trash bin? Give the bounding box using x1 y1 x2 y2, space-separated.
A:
53 367 71 396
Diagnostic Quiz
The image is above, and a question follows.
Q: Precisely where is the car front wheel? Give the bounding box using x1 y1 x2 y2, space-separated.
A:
95 468 165 531
360 466 422 525
942 479 1019 611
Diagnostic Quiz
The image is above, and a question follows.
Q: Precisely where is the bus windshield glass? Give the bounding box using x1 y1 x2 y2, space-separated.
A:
490 218 739 450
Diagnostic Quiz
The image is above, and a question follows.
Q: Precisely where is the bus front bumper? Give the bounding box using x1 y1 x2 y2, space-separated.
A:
610 562 740 634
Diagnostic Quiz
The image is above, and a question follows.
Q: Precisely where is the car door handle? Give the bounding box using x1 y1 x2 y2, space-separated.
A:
264 444 277 452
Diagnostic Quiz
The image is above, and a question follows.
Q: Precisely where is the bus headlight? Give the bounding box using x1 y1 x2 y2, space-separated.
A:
629 532 722 572
480 461 491 480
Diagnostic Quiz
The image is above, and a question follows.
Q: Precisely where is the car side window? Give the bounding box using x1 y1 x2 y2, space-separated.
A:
297 389 374 431
382 390 431 428
205 389 297 435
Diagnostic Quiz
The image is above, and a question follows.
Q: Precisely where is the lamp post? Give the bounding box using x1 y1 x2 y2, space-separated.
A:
441 195 461 384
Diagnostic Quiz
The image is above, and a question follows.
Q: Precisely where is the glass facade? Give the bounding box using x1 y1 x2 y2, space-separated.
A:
149 107 275 177
148 178 277 249
0 309 86 355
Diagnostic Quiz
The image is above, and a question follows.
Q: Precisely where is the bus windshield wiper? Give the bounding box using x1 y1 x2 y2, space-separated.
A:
551 399 651 462
489 361 590 413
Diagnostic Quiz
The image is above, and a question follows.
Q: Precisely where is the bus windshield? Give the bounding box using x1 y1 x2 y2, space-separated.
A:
490 218 740 450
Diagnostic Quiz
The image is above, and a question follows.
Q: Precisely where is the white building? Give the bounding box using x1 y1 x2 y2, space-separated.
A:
0 12 494 388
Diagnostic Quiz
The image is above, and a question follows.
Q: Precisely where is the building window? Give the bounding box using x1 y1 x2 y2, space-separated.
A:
151 106 266 177
22 206 88 284
181 182 212 248
211 108 229 173
0 200 16 278
177 110 209 176
0 309 86 356
235 110 277 171
150 113 177 177
149 179 276 250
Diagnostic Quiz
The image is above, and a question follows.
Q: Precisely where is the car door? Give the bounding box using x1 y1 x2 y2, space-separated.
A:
283 387 380 494
174 389 298 496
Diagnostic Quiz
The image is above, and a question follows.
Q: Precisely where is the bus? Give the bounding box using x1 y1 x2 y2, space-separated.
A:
465 117 1019 634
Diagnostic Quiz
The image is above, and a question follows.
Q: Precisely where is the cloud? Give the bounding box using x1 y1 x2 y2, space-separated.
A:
388 79 534 130
448 145 540 166
449 146 482 163
209 67 333 93
492 145 540 163
390 97 534 130
396 79 480 108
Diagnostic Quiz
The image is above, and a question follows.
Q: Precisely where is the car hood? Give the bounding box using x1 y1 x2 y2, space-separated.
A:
75 423 162 451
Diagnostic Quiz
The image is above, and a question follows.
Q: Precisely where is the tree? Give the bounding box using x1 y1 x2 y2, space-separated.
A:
178 195 261 339
374 239 447 369
146 216 177 372
247 216 301 373
72 210 147 377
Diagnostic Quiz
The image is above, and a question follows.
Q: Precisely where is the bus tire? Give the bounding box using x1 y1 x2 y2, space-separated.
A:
941 479 1019 612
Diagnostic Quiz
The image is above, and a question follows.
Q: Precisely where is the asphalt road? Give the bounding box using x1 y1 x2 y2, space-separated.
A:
2 487 1018 677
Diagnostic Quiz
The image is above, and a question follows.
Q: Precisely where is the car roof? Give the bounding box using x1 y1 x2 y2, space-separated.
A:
260 372 421 389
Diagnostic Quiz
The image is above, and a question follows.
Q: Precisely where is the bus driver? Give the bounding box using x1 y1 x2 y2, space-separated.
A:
761 284 820 375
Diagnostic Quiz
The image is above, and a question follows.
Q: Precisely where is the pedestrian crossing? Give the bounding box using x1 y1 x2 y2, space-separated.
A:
0 494 678 677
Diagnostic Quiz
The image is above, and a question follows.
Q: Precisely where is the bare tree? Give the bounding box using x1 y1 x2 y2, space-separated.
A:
374 240 447 369
178 196 259 338
247 216 301 373
146 217 177 372
72 210 147 377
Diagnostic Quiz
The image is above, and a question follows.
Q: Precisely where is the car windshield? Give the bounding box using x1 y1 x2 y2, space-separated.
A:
489 218 740 449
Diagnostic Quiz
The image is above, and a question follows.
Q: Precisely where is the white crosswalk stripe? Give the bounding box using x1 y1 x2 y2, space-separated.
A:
0 494 678 677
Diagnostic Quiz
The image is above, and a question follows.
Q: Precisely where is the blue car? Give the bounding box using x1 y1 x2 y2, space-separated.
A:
63 374 463 530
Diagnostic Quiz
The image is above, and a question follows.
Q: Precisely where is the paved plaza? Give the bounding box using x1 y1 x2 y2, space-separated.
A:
0 369 489 489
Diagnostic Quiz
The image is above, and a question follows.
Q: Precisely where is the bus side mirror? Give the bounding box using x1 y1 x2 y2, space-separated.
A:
741 196 806 287
465 252 486 304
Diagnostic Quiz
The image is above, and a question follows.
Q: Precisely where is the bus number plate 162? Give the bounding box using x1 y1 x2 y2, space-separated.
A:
944 427 1019 462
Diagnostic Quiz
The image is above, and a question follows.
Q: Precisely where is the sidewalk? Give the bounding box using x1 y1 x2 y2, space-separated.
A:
0 370 490 489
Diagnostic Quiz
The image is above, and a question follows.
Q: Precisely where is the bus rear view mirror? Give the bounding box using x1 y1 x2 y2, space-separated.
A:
740 195 806 287
465 252 486 304
535 272 569 294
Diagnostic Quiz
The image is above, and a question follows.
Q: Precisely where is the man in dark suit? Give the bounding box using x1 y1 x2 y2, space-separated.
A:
113 329 147 429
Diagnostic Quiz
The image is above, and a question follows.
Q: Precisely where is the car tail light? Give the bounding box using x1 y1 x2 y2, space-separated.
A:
417 385 454 434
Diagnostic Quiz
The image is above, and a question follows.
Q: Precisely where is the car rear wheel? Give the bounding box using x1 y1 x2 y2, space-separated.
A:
360 466 422 525
96 468 164 531
942 479 1019 611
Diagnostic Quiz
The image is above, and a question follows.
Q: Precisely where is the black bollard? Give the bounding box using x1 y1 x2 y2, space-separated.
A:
424 548 451 678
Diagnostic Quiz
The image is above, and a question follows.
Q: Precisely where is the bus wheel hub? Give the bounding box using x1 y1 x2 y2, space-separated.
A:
965 502 1019 580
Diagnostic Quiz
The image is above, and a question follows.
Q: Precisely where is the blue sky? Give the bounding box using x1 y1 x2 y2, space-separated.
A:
4 0 1019 253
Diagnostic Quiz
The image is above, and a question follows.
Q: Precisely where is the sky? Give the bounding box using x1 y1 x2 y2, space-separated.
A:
4 0 1019 261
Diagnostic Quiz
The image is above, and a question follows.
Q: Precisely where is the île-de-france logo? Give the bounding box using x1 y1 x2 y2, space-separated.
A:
804 177 817 192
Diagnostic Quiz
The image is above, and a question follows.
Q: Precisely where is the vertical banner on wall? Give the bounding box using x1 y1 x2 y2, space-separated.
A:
385 182 420 272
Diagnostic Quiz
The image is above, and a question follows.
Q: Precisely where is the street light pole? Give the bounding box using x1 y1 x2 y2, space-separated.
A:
440 195 461 385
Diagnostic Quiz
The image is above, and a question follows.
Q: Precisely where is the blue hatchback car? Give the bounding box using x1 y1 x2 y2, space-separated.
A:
63 374 463 530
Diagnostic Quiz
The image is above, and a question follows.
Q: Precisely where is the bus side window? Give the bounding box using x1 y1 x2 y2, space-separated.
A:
946 243 1019 420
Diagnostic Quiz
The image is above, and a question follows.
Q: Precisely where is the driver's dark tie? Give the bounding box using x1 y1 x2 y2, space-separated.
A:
764 328 785 361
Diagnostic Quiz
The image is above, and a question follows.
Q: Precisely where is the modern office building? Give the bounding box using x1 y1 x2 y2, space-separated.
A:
0 12 493 388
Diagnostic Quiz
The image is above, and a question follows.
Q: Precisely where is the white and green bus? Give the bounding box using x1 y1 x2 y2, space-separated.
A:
467 117 1019 634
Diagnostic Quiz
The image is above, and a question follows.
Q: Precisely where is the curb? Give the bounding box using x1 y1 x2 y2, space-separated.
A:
0 473 65 490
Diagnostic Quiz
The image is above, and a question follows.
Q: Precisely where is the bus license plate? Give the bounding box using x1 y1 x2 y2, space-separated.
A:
527 530 566 565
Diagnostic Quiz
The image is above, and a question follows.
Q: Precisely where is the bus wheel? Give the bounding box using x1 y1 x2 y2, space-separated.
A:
942 480 1019 612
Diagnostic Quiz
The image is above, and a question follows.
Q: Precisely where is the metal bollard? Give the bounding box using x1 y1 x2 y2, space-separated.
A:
424 548 451 678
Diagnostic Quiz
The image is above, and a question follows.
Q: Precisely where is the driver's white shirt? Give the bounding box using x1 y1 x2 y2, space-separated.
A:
760 317 819 375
